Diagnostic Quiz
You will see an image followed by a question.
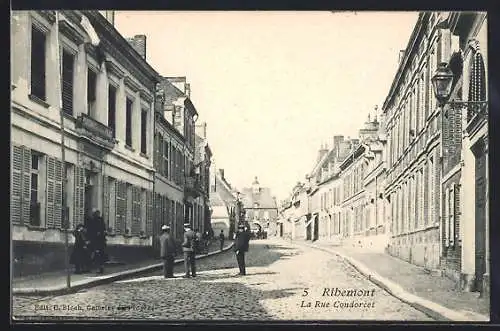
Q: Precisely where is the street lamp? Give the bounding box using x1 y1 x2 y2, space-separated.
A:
431 62 488 119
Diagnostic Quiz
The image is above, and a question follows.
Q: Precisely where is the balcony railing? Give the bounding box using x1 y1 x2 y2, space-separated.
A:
76 114 115 150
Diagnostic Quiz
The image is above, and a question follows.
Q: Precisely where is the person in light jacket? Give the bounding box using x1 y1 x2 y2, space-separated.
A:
182 223 196 278
159 225 176 278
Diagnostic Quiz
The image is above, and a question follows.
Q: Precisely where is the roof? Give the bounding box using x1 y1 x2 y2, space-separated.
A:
161 78 185 107
241 187 277 210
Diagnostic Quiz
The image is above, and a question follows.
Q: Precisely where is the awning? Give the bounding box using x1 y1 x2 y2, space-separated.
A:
211 205 230 219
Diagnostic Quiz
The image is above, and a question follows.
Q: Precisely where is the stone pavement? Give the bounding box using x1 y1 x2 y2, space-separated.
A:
12 241 233 296
12 238 433 321
307 240 490 322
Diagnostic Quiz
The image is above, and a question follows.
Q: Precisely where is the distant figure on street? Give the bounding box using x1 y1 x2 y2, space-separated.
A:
159 225 176 278
182 223 196 278
70 224 91 274
90 209 108 274
193 228 201 254
233 223 250 276
219 230 225 251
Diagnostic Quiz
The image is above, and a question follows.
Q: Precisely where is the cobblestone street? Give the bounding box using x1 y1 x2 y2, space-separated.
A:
12 239 432 321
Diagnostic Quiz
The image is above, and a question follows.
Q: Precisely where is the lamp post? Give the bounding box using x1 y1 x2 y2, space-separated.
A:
431 62 488 118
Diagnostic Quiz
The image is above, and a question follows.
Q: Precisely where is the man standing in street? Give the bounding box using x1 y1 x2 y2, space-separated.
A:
182 223 196 278
159 225 176 278
219 230 225 251
234 223 250 276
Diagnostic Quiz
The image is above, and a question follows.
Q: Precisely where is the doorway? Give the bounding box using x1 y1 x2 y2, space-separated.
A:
473 140 487 293
313 215 319 241
84 170 97 225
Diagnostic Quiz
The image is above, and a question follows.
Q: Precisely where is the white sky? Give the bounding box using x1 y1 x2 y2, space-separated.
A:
114 11 419 201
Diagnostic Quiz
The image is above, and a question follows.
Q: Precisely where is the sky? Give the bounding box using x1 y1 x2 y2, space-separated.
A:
114 11 419 201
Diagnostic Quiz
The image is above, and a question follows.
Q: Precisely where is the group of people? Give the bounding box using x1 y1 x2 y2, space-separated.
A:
159 223 251 278
70 209 108 274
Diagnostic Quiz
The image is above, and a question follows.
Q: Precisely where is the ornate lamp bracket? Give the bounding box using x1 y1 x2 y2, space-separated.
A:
445 100 488 120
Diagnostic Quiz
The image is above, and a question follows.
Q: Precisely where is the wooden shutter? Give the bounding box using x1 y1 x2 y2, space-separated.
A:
450 185 456 247
103 175 109 229
73 166 85 228
46 157 55 228
108 178 116 233
21 147 32 225
31 27 46 100
146 190 153 236
61 50 74 115
131 186 141 236
115 181 126 235
11 145 23 225
54 159 63 228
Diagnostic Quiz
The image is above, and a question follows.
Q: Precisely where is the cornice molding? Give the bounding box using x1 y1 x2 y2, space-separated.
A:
105 60 125 79
140 89 154 103
124 76 142 93
39 10 56 24
59 19 85 45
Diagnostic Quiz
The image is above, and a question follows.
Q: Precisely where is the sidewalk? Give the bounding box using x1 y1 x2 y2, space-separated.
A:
12 241 233 296
302 240 490 322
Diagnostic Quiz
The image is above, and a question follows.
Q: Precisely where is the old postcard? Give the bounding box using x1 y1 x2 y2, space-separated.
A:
10 10 490 322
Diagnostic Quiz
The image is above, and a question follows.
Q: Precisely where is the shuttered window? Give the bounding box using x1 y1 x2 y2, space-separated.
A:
11 146 33 226
61 50 74 115
87 69 97 117
30 154 40 226
146 190 153 236
115 181 127 235
45 157 63 229
108 86 116 137
125 98 133 147
31 26 46 101
131 186 142 236
141 109 148 154
163 139 169 178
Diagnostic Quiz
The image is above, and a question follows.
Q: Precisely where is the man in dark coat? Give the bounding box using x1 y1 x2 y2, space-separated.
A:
182 223 196 278
70 224 91 274
91 210 108 274
219 230 225 251
159 225 176 278
234 223 250 276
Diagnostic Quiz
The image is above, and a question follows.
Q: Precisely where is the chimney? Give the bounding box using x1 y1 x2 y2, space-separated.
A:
196 122 207 139
218 169 225 180
333 135 344 149
185 83 191 98
398 49 406 65
127 35 147 60
105 11 115 25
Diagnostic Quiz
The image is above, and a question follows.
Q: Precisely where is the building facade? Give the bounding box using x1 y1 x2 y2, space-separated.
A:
194 122 213 235
209 169 239 239
241 177 279 237
152 76 199 250
382 12 444 270
11 10 158 275
436 12 488 294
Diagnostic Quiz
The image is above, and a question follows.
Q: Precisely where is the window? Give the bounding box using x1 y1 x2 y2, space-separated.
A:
125 98 133 147
87 69 97 117
30 154 40 226
108 85 116 137
31 26 46 101
163 139 169 177
61 50 74 115
140 109 148 154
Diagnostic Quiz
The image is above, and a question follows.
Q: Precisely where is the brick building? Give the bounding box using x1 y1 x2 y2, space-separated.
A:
11 10 158 275
435 12 488 295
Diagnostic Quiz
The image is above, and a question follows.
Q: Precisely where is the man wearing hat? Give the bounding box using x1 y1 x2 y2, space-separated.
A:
182 222 196 278
233 223 251 276
160 225 176 278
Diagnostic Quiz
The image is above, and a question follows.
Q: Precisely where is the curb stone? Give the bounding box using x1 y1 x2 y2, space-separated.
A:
300 242 489 322
13 243 234 297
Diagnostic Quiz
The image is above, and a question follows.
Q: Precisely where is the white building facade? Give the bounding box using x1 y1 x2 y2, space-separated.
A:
11 10 157 275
